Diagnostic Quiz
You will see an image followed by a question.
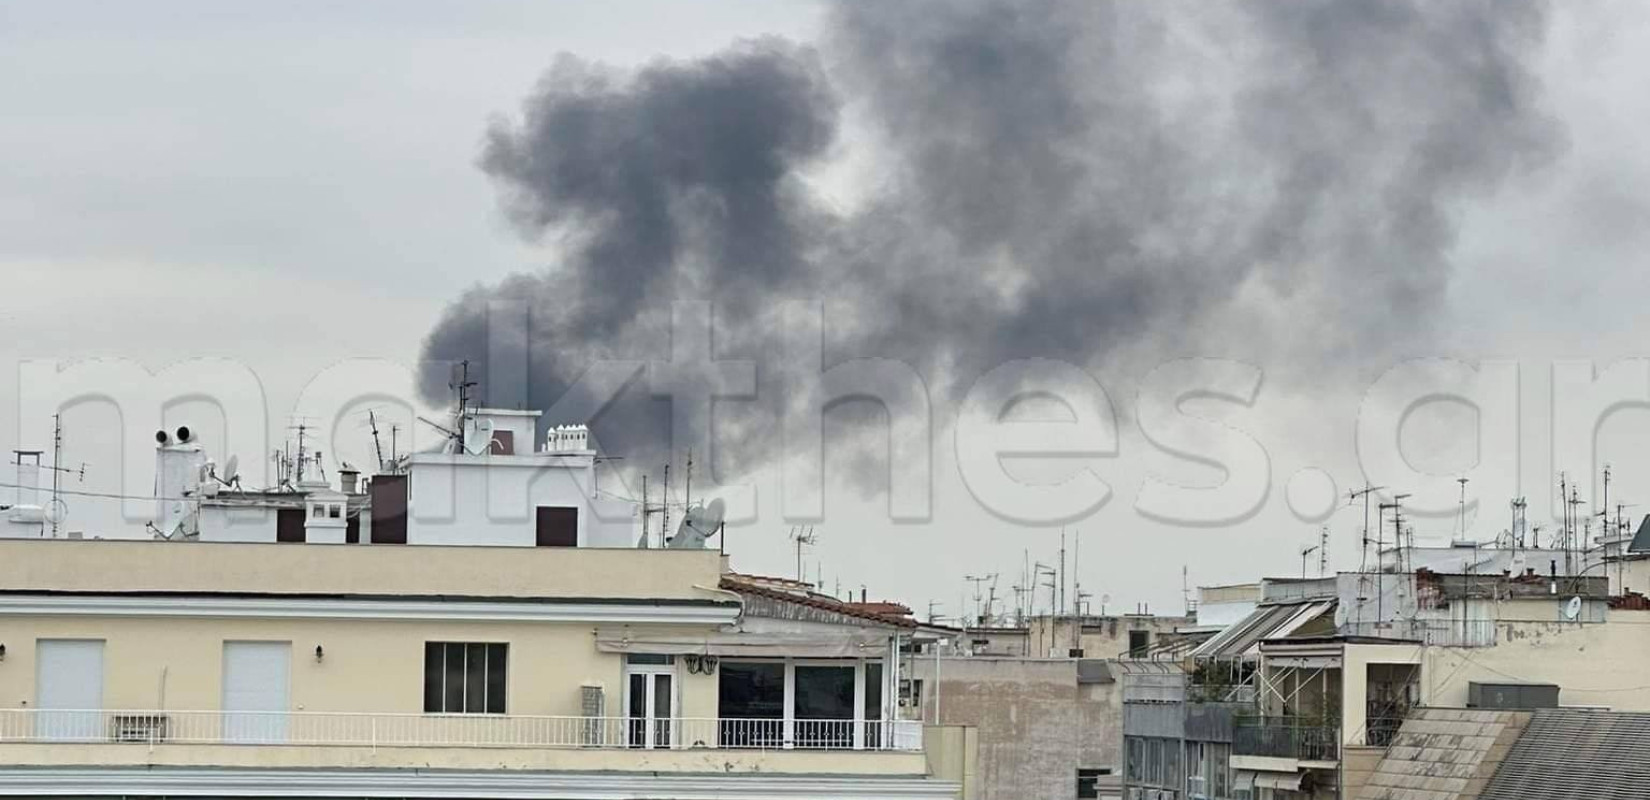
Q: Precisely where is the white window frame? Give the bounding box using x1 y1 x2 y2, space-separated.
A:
716 657 885 750
621 655 679 749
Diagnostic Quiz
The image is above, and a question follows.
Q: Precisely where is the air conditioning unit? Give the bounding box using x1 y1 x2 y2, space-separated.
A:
579 684 606 746
109 714 169 743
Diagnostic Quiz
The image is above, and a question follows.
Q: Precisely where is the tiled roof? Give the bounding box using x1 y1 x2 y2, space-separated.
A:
720 577 917 628
1481 709 1650 800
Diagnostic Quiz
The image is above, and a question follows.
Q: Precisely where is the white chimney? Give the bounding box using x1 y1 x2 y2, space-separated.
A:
153 427 206 537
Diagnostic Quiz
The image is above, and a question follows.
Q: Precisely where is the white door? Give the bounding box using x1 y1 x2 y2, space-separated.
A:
36 640 104 740
222 642 290 742
624 659 675 749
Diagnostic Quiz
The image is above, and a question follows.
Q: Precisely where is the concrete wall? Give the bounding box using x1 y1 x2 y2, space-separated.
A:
913 657 1119 800
1026 615 1193 660
0 538 725 599
924 725 980 800
1424 610 1650 711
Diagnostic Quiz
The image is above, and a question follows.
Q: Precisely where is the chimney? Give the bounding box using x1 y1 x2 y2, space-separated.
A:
338 468 359 495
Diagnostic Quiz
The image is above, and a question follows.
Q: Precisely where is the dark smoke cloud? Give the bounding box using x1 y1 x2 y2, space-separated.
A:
421 0 1559 489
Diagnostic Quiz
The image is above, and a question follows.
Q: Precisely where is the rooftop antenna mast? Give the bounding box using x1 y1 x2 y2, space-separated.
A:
1511 497 1528 549
1300 543 1319 579
450 360 477 453
1349 483 1384 625
1318 525 1330 577
1567 485 1584 577
366 410 386 473
1349 484 1385 573
965 575 991 625
790 525 817 583
661 462 671 538
1456 477 1470 541
683 449 693 508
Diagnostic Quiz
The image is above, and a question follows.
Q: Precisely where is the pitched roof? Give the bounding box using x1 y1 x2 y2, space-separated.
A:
719 577 917 628
1630 513 1650 554
1481 709 1650 800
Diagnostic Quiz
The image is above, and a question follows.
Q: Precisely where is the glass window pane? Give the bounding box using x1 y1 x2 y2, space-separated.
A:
793 666 855 719
485 643 507 714
423 643 443 713
443 643 465 713
654 674 673 747
717 661 785 749
628 674 647 718
464 644 487 713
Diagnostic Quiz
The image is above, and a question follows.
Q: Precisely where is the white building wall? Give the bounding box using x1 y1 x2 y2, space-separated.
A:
405 454 635 547
198 506 278 543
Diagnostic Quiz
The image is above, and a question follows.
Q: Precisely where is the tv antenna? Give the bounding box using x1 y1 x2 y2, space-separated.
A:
1455 477 1470 541
365 409 387 472
449 359 477 453
1300 543 1319 579
789 526 818 583
1348 484 1385 574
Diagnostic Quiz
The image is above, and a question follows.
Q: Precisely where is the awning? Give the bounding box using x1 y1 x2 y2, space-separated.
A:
594 629 890 659
1255 772 1306 791
1191 600 1334 661
1235 770 1305 792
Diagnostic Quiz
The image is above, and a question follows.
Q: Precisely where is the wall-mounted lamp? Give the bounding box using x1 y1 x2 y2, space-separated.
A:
314 645 324 662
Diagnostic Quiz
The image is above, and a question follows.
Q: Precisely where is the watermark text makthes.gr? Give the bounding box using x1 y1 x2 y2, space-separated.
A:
15 304 1649 530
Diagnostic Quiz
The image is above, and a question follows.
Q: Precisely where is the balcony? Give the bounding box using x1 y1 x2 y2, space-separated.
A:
0 709 928 775
1232 717 1337 763
0 709 922 750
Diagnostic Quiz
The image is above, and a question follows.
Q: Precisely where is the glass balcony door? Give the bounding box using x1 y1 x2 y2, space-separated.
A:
625 655 674 749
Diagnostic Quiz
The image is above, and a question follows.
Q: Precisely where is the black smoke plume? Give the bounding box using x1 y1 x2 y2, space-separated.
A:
421 0 1559 496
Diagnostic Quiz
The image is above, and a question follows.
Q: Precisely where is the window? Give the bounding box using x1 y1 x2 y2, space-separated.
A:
718 661 784 747
1077 768 1112 799
794 664 855 748
328 504 341 519
423 642 506 714
276 508 305 543
311 504 324 518
901 677 924 710
1125 737 1144 783
535 506 578 547
1128 629 1150 657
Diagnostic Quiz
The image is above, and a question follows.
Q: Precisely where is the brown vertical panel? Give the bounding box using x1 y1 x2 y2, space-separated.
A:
276 508 306 543
370 475 408 544
535 506 578 547
490 430 514 455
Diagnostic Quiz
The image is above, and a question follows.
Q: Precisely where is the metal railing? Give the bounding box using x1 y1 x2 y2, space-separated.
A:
1232 717 1337 761
1342 619 1497 647
0 710 923 752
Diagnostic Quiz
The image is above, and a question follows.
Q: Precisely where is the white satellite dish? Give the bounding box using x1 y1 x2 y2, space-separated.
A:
667 498 725 549
1563 595 1583 621
213 454 241 487
43 498 67 525
465 418 496 455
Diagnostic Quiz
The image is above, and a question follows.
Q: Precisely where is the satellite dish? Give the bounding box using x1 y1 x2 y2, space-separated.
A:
212 454 241 487
667 498 725 549
44 498 67 525
465 418 496 455
1563 595 1583 621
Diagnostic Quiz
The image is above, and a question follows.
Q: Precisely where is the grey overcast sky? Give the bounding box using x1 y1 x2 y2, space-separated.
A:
5 1 1650 620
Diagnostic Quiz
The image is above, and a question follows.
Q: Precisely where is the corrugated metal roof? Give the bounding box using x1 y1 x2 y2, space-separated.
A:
1482 709 1650 800
1189 600 1334 661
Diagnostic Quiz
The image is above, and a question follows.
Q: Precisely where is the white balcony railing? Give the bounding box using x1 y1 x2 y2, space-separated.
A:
0 710 924 752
